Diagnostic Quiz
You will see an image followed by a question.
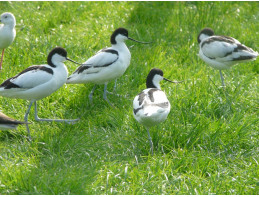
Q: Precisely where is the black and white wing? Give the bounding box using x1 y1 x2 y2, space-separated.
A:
201 35 258 61
70 48 119 76
0 65 53 90
133 88 170 117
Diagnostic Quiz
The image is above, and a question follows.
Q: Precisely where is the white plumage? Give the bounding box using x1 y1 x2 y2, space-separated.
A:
0 12 16 70
133 68 180 155
133 88 170 128
198 28 258 86
67 27 151 105
67 45 129 85
0 47 80 139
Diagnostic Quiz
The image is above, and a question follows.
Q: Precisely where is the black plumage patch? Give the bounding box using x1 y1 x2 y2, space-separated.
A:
75 49 119 74
208 56 216 60
74 65 91 74
133 106 143 115
234 44 252 52
47 47 67 67
223 51 233 57
148 88 159 102
222 44 248 58
197 28 214 43
0 66 53 89
13 66 53 79
0 113 25 125
201 36 235 48
137 91 146 106
101 48 119 55
133 102 169 115
146 68 163 89
40 66 54 75
232 56 255 61
110 28 128 44
98 49 119 67
0 79 20 89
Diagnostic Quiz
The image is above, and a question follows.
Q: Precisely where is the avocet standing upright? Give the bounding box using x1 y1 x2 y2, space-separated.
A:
0 111 27 130
0 12 16 70
133 68 181 155
197 28 258 86
67 27 151 105
0 47 80 139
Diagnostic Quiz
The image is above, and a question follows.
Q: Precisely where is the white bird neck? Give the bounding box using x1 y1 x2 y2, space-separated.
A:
199 33 211 43
47 53 67 68
146 75 163 89
51 60 63 68
152 77 161 89
112 41 128 50
4 22 15 29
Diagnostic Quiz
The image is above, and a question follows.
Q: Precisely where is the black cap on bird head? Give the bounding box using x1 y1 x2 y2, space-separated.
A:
110 28 128 44
197 27 214 43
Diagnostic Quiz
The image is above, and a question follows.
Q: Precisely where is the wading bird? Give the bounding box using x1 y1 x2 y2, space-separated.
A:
67 27 151 105
0 47 80 139
0 12 16 70
133 68 181 155
197 28 258 86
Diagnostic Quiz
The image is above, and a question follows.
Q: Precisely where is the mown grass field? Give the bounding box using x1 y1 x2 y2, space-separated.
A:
0 1 258 195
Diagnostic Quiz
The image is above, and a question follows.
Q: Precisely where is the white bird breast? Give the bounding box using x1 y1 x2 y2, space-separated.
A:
133 88 171 128
68 45 130 84
0 25 16 49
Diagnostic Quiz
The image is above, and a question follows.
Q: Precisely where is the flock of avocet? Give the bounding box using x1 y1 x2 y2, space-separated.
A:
0 12 258 153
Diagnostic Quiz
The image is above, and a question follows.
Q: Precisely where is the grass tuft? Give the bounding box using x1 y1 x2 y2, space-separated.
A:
0 1 258 195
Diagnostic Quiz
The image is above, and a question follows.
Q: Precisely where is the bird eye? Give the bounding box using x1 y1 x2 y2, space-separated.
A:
4 16 7 18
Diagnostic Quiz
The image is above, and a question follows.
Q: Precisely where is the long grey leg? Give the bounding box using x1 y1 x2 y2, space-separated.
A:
113 79 117 93
146 128 153 155
34 101 79 123
103 83 113 106
219 70 225 87
24 101 34 140
89 84 97 103
107 79 127 99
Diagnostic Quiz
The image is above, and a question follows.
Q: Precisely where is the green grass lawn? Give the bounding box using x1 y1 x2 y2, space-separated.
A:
0 1 258 195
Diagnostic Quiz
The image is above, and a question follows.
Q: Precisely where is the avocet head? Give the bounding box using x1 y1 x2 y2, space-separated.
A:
47 47 80 67
146 68 176 89
0 12 16 26
110 27 152 45
197 28 214 44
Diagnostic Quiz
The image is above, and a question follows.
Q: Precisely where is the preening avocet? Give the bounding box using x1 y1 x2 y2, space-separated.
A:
67 27 151 105
197 28 258 86
0 47 80 139
133 68 181 155
0 111 27 130
0 12 16 70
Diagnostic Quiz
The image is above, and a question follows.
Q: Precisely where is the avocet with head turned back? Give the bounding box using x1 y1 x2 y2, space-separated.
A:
0 12 16 70
67 27 151 105
0 111 27 130
0 47 80 139
197 27 258 86
133 68 181 155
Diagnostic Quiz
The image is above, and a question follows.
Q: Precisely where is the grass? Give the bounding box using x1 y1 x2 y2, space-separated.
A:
0 1 258 195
